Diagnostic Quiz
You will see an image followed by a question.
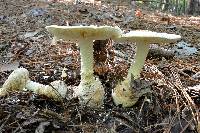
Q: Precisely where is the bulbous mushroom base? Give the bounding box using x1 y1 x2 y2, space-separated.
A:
0 68 29 96
76 78 105 108
0 88 8 96
112 79 150 107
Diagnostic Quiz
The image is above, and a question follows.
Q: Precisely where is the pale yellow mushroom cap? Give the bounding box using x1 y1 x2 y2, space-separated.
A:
116 30 181 44
46 25 122 41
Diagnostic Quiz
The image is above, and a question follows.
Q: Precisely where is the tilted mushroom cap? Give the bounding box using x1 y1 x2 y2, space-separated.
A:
46 25 122 41
116 30 181 43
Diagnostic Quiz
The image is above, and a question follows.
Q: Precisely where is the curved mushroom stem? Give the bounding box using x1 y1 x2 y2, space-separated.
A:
127 42 149 80
76 39 105 108
112 42 150 107
112 31 181 107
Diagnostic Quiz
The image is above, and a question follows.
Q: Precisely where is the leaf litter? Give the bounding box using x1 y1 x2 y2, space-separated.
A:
0 0 200 132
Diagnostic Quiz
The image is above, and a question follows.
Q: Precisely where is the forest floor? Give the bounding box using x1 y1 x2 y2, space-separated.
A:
0 0 200 132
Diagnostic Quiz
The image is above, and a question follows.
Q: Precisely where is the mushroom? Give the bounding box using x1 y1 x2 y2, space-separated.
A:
0 68 68 101
46 25 122 107
112 30 181 107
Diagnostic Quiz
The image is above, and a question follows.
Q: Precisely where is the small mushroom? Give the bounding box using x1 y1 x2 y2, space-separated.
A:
0 68 68 101
46 25 122 107
112 30 181 107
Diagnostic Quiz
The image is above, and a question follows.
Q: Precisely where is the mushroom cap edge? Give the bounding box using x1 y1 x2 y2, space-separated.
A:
116 30 181 44
46 25 122 42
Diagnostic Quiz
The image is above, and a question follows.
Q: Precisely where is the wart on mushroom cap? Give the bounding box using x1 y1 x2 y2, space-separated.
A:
46 25 122 108
112 30 181 107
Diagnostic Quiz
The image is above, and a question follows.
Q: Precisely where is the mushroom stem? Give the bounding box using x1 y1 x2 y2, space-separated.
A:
127 42 149 80
77 39 105 107
79 39 94 82
112 42 151 107
26 80 68 101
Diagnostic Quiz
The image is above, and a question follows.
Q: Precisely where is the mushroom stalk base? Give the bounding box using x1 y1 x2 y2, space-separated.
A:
112 78 150 107
112 79 137 107
0 68 29 96
77 78 105 108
